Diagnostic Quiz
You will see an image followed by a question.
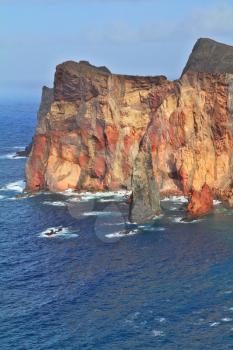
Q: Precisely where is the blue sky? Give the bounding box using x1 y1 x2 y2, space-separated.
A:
1 0 233 99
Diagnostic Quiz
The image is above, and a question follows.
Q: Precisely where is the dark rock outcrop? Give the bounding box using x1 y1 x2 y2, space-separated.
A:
129 142 160 224
182 38 233 75
15 142 33 157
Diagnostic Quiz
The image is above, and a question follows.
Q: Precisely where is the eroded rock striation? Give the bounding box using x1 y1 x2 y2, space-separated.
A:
26 39 233 222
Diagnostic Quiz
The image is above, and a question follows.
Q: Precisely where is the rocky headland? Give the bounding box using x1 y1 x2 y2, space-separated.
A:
25 38 233 223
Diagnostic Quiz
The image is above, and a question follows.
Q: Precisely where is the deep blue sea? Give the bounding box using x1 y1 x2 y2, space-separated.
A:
2 102 233 349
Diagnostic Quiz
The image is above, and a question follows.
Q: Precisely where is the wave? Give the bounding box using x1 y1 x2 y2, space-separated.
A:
0 153 26 160
105 229 139 238
43 201 67 207
152 330 165 337
0 194 5 200
172 216 202 224
161 195 188 203
221 317 232 322
0 180 25 193
83 211 121 217
12 146 25 150
141 226 166 232
39 227 78 238
64 190 130 201
210 322 220 327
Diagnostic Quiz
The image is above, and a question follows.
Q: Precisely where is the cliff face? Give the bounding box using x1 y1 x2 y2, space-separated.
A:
26 60 167 192
26 38 233 220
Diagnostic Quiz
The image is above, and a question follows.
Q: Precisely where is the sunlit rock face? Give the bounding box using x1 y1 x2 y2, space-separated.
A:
187 184 214 218
26 39 233 219
26 60 167 192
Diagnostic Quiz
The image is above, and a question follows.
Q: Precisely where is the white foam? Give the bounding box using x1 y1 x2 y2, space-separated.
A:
152 330 164 337
0 180 24 193
172 216 202 224
210 322 220 327
0 153 26 160
222 318 232 322
40 227 78 238
103 222 125 227
83 211 121 217
12 146 25 150
43 201 67 207
213 200 222 205
161 195 188 203
64 190 130 200
170 206 179 211
0 194 5 200
223 291 233 295
139 226 166 232
106 229 139 238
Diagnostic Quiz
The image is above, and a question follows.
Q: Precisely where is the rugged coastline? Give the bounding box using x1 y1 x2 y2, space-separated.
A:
25 38 233 222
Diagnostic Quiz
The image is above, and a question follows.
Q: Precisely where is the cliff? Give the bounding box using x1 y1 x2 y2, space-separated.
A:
25 39 233 222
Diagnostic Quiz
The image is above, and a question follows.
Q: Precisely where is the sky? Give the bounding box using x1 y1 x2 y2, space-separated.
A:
1 0 233 100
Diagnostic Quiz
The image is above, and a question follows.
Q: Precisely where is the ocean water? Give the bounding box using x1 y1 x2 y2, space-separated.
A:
1 102 233 349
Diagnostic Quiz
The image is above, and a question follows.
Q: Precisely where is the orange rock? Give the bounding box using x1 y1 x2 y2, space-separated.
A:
187 184 214 217
25 135 47 191
105 125 119 153
93 156 106 179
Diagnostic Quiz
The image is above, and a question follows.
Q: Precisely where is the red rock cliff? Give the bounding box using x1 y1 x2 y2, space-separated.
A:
25 39 233 218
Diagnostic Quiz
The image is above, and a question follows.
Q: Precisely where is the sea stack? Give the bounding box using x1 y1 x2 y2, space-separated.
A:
129 142 160 224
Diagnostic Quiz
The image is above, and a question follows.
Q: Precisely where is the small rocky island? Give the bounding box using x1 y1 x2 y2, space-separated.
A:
25 38 233 223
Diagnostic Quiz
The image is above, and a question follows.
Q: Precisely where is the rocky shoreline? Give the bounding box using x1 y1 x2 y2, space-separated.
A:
25 38 233 223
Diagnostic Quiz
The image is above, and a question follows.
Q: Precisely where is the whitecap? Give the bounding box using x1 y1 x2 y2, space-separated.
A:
161 195 188 203
103 222 125 227
139 226 166 232
213 200 222 205
43 201 67 207
0 195 5 200
0 180 24 193
172 216 202 224
152 330 164 337
0 153 26 160
210 322 220 327
12 146 25 149
222 318 232 322
64 190 131 201
83 211 121 217
105 229 139 238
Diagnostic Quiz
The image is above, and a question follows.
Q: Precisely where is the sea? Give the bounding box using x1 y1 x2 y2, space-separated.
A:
1 101 233 349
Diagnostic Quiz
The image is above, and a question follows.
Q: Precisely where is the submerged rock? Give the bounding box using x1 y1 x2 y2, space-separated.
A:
15 142 32 158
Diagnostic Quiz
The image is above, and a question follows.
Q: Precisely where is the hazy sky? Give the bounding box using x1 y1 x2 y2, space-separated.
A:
1 0 233 99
